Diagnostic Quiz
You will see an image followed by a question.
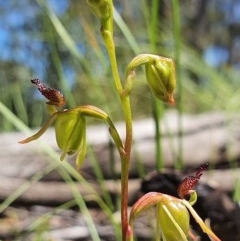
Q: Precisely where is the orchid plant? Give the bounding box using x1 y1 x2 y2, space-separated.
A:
19 0 221 240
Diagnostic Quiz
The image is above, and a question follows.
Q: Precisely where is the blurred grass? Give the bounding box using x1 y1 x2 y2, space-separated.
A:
1 0 240 240
0 102 119 241
1 1 240 132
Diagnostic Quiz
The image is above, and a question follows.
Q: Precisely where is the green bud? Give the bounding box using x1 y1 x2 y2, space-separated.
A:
145 56 176 104
55 109 86 164
126 54 176 104
86 0 112 20
158 197 190 241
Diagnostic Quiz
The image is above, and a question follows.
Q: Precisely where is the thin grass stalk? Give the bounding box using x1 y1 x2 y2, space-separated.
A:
88 146 115 211
12 83 29 126
46 28 76 107
36 0 109 110
88 195 122 241
171 0 183 169
113 7 140 55
0 101 104 240
58 169 102 241
28 200 77 231
149 0 164 171
152 99 164 171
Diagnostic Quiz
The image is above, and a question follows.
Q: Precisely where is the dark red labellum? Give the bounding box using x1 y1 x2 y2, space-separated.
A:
31 78 66 107
177 163 209 199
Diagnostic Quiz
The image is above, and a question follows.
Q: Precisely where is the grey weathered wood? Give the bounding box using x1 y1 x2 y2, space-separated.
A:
0 176 140 205
1 112 240 241
0 169 237 205
1 111 240 185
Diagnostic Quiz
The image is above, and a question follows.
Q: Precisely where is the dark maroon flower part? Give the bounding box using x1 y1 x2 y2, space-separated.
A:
177 163 209 199
31 78 66 107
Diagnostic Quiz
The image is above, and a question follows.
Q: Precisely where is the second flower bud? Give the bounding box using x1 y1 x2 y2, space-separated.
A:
145 56 176 104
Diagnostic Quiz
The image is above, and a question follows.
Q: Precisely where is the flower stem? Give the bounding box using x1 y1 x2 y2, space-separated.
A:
101 28 132 241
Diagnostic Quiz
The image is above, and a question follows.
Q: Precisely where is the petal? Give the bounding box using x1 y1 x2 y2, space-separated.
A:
129 192 170 225
19 112 58 144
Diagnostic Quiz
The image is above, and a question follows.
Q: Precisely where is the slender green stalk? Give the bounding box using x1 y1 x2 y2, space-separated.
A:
152 99 164 170
148 0 164 171
87 195 122 241
28 200 78 231
149 0 160 52
0 162 58 213
172 0 183 169
0 101 105 241
0 101 31 133
101 27 132 241
101 30 123 94
61 171 102 241
37 0 109 111
88 146 115 211
113 7 140 55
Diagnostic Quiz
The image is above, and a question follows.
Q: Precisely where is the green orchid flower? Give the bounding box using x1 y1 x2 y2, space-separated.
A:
128 163 222 241
126 54 176 104
19 107 87 168
19 80 123 168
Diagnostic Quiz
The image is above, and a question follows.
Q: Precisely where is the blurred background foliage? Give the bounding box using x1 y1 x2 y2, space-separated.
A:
1 0 240 132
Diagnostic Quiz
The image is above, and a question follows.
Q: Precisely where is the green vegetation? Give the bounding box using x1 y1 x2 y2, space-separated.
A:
0 0 238 240
1 1 240 132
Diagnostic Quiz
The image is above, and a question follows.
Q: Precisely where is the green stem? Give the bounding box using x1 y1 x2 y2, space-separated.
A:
152 99 164 171
101 30 123 93
120 95 132 241
172 0 183 169
101 28 132 241
149 0 160 52
148 0 164 171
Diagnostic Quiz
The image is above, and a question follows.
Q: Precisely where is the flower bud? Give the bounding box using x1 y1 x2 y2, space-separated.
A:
86 0 112 20
145 56 176 104
126 54 176 104
158 196 190 241
55 109 86 163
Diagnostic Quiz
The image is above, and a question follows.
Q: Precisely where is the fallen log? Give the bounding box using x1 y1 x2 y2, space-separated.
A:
1 111 240 241
1 111 240 180
0 168 239 205
0 176 140 205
